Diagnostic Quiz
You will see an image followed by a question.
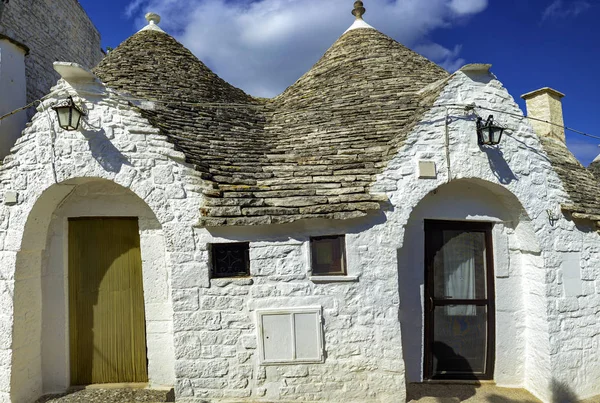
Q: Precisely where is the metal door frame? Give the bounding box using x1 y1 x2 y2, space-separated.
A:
423 220 496 380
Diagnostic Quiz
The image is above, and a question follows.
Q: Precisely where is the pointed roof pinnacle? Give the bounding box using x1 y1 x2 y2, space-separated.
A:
146 12 161 25
345 1 373 33
139 12 165 33
352 1 366 19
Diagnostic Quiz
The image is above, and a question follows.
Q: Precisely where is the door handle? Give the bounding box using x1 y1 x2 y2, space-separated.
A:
428 296 434 313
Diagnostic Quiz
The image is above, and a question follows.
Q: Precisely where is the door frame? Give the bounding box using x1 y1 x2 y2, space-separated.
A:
423 220 496 380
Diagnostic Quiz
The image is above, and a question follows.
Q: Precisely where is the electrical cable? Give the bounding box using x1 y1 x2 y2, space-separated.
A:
1 90 599 142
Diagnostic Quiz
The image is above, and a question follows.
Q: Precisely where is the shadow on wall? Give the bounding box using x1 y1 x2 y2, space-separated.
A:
82 128 131 173
482 147 518 185
550 379 580 403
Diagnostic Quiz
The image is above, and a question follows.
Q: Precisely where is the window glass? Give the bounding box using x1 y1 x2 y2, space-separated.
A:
310 236 346 276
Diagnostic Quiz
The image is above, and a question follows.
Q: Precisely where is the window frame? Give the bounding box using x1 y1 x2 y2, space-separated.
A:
210 242 251 279
310 235 347 276
256 306 324 366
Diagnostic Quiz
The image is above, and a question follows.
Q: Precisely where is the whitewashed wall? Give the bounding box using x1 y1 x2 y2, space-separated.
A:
173 217 405 403
0 76 203 403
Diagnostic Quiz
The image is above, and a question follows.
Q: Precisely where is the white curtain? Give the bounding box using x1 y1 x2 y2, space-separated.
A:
443 231 477 316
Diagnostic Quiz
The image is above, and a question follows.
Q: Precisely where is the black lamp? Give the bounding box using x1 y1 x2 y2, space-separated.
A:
476 115 504 146
52 96 86 131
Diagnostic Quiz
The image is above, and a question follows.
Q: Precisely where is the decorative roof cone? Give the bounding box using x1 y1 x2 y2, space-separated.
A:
139 12 165 33
346 0 374 32
352 1 366 19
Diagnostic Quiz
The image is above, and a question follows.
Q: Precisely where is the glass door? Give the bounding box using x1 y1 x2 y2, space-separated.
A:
424 220 495 380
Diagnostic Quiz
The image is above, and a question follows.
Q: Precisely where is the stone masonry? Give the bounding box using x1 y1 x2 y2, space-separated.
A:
0 10 599 403
0 0 103 116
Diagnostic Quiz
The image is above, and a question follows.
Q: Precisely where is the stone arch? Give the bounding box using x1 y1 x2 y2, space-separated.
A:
10 177 180 402
397 178 547 389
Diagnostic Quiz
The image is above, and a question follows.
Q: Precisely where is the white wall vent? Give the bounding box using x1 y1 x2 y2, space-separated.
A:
418 161 437 179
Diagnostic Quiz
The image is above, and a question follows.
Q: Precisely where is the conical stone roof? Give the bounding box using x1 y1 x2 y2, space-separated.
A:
590 158 600 181
539 138 600 226
94 21 449 226
94 29 267 180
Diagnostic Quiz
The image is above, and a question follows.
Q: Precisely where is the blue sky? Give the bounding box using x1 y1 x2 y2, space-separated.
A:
79 0 600 166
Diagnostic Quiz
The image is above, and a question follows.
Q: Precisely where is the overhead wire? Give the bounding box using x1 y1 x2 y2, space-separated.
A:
0 90 599 142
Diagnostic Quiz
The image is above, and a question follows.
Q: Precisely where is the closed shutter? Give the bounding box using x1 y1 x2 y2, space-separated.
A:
69 217 148 385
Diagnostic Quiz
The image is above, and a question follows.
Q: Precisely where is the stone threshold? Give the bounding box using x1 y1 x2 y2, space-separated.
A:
417 380 496 385
69 382 149 391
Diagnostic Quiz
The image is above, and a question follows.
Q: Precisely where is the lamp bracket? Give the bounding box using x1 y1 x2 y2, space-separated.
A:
547 209 561 226
464 103 477 113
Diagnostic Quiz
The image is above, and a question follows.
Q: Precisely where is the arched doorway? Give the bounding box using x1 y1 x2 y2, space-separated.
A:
11 178 175 402
398 178 544 387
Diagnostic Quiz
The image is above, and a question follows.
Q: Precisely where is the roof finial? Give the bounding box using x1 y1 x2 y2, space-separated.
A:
145 12 161 25
140 12 165 33
352 1 366 20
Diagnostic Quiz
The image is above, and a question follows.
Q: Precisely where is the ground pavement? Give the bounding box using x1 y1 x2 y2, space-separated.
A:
35 384 600 403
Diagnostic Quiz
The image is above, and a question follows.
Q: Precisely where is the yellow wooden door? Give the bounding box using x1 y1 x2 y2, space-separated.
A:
69 217 148 385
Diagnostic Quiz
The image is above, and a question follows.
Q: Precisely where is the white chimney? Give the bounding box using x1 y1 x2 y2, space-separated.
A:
521 87 566 143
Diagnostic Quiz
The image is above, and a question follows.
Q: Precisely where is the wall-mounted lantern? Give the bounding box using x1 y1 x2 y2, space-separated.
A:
52 96 86 131
476 115 504 146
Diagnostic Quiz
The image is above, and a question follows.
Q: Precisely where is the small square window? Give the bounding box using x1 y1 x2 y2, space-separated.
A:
211 243 250 278
310 235 346 276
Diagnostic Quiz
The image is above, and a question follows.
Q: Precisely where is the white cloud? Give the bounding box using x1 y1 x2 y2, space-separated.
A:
125 0 146 18
542 0 591 22
124 0 489 97
415 43 465 72
448 0 488 15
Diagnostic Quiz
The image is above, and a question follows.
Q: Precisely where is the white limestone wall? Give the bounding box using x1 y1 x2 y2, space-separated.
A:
370 68 600 402
40 180 175 393
548 225 600 401
0 40 27 158
173 218 405 402
0 77 203 403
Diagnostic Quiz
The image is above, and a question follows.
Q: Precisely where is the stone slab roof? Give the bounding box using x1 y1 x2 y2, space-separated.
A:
589 159 600 181
94 27 448 226
540 138 600 226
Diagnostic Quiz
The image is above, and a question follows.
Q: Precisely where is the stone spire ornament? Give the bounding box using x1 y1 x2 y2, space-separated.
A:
352 1 366 19
146 12 161 25
345 0 373 32
139 12 165 33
